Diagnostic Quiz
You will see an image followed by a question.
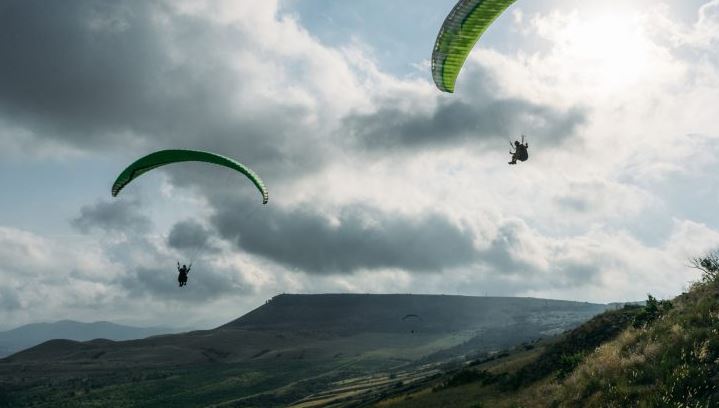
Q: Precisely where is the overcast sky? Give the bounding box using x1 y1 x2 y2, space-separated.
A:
1 0 718 329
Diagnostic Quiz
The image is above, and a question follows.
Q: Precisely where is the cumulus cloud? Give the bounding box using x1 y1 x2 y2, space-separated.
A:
649 0 719 49
119 265 250 302
167 219 219 253
470 218 610 292
71 200 151 234
0 0 361 181
552 179 655 219
478 219 547 276
0 225 261 328
0 227 122 326
212 199 478 274
344 65 587 153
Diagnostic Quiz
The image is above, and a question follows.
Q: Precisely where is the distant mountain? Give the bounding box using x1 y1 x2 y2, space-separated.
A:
0 320 178 358
0 294 611 407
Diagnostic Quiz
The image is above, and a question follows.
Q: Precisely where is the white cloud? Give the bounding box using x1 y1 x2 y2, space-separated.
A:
0 227 121 327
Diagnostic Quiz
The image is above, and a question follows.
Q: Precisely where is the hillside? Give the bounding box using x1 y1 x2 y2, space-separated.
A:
0 294 607 407
370 270 719 407
0 320 177 358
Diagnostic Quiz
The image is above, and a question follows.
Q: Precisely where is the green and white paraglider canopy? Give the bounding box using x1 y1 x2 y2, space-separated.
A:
432 0 518 93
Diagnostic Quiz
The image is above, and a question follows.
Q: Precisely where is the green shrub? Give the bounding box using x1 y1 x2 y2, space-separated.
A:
556 352 585 380
442 369 501 389
632 294 672 329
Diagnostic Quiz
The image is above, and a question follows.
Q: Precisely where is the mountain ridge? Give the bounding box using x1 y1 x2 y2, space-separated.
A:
0 319 178 358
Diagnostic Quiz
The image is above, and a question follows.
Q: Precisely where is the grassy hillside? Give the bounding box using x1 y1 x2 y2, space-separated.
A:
545 282 717 406
376 262 719 407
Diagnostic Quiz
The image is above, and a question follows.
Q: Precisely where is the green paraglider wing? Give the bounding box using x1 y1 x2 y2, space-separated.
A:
432 0 517 93
111 150 268 204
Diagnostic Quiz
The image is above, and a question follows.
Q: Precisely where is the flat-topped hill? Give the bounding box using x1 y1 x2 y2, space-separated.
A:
224 293 606 334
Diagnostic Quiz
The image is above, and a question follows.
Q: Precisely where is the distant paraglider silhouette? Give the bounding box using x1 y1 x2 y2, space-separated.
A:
402 314 423 334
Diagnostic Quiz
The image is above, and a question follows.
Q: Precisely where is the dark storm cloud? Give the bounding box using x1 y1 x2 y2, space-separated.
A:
0 0 325 180
119 266 249 302
345 65 587 152
0 1 163 146
347 99 586 151
167 219 218 253
211 198 478 274
71 200 151 234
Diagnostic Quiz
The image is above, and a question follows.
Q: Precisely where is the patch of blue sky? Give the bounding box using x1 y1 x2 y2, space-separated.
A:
281 0 709 80
0 157 119 235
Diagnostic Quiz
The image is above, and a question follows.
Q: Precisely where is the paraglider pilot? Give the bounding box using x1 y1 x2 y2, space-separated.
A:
177 262 191 287
509 136 529 165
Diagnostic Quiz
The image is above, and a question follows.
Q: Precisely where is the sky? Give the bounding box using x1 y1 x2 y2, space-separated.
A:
1 0 718 330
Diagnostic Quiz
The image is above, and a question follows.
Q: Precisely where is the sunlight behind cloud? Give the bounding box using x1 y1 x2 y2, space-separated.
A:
566 15 649 88
536 10 653 94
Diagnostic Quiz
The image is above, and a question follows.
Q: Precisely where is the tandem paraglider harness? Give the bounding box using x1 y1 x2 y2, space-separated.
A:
177 262 191 287
509 135 529 165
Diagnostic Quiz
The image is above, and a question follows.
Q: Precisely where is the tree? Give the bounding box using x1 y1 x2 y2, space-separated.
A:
690 250 719 283
633 294 673 329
